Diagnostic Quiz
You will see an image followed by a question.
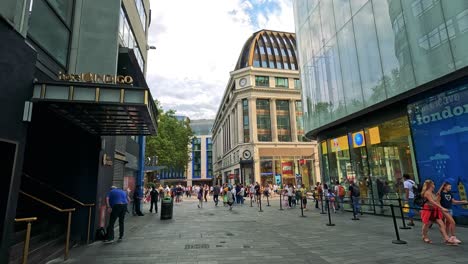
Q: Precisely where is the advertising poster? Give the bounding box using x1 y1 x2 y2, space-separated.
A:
408 84 468 217
275 174 282 185
281 161 293 177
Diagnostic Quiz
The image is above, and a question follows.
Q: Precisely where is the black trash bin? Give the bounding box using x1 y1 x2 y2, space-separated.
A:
160 197 173 220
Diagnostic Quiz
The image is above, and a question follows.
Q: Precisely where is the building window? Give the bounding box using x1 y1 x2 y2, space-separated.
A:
119 8 145 72
277 100 291 142
28 0 71 66
275 77 289 88
192 138 202 178
255 76 269 87
242 100 250 143
257 99 272 142
294 79 301 89
134 0 147 32
206 138 213 178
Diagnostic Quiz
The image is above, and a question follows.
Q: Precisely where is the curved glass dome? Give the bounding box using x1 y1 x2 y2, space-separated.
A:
235 29 298 71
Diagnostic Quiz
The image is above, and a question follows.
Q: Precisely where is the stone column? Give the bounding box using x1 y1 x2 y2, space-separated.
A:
290 99 298 142
270 99 278 142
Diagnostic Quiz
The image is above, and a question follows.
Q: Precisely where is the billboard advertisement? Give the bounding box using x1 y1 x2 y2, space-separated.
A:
408 83 468 217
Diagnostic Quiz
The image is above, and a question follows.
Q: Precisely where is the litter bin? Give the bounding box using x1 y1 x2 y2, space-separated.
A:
160 197 173 220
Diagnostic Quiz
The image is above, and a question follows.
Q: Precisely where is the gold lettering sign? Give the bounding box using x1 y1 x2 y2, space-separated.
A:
58 72 134 85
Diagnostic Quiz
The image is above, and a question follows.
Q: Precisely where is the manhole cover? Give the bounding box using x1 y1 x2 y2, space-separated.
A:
226 232 234 236
184 244 209 249
243 245 251 248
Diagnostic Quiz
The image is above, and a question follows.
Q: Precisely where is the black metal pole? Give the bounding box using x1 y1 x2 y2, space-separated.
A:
320 194 326 214
259 194 263 212
326 198 335 226
390 204 407 244
351 196 359 220
250 194 253 207
267 193 270 206
300 196 306 217
398 198 411 229
279 192 283 211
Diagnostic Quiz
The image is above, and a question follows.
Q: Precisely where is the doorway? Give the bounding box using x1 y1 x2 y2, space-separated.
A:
0 139 18 241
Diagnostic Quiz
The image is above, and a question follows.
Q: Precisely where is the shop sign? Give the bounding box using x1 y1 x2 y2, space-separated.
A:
58 72 134 85
102 153 113 166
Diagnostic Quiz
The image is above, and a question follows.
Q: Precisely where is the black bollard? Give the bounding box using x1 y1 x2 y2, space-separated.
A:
320 194 326 214
259 194 263 212
300 196 306 217
351 196 360 220
267 194 271 206
398 198 411 230
250 195 253 207
326 198 335 226
279 192 284 211
390 204 407 244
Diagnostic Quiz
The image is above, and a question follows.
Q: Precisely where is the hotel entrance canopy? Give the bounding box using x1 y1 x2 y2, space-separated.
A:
32 80 158 135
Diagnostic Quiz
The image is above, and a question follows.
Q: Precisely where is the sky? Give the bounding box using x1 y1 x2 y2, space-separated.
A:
146 0 296 120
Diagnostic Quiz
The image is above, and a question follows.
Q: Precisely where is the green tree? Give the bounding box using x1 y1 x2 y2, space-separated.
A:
145 101 193 171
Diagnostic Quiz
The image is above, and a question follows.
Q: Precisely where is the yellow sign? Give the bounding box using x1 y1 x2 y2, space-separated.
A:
58 72 133 85
331 135 349 152
368 126 381 145
321 141 328 155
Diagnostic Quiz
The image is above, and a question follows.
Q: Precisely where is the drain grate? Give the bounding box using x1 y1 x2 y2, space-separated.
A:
184 244 210 249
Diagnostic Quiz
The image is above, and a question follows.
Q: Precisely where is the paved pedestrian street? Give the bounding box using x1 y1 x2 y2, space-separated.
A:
58 198 468 264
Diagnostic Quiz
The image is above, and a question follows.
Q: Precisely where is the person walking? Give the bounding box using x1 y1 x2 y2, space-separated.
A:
204 184 209 202
403 174 416 226
348 180 361 215
420 180 456 245
104 186 130 243
287 185 294 208
133 185 144 216
213 184 220 206
437 182 467 244
197 187 204 208
239 184 245 205
255 182 261 205
300 184 308 210
149 186 159 213
227 187 235 210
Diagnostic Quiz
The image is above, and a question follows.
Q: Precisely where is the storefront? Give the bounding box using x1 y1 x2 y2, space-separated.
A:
318 80 468 223
408 82 468 224
260 156 315 188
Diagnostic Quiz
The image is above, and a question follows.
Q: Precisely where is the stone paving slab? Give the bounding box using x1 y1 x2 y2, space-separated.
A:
48 199 468 264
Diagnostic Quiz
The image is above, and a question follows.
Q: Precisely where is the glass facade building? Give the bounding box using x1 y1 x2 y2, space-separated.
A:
294 0 468 223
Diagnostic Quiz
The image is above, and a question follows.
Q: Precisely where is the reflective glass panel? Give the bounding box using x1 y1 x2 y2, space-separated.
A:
441 0 468 70
353 2 385 107
333 0 351 31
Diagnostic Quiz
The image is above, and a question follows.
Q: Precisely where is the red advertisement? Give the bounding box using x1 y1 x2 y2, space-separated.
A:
281 161 293 176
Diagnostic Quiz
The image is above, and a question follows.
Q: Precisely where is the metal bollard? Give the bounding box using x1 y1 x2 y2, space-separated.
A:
398 198 411 230
351 196 360 221
326 198 335 226
320 194 326 214
300 196 306 217
390 204 407 244
279 192 284 211
259 194 263 212
250 195 253 207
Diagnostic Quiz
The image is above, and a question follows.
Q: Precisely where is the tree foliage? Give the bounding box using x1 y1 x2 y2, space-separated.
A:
145 101 193 170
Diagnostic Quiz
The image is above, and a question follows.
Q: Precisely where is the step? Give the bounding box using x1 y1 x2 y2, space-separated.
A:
9 235 68 264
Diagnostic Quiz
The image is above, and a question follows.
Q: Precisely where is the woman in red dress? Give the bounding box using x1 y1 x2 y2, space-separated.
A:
420 180 457 245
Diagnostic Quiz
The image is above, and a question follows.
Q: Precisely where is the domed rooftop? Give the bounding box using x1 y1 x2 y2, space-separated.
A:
234 29 297 71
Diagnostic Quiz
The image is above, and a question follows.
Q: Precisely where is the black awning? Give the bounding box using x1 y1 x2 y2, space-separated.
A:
32 81 158 135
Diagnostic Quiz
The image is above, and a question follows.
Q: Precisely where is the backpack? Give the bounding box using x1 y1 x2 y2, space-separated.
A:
413 182 425 207
338 186 345 197
352 185 360 197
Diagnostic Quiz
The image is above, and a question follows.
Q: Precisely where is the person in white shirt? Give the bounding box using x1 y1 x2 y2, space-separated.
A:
287 185 294 208
403 174 416 226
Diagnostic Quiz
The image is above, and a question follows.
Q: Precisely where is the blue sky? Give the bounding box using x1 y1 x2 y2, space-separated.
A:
147 0 295 119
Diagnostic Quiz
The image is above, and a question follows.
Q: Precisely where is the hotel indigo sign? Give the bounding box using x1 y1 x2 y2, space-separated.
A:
58 72 133 85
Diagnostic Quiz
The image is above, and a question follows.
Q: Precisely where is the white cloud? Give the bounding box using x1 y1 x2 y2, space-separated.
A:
429 153 450 161
440 126 468 136
147 0 295 119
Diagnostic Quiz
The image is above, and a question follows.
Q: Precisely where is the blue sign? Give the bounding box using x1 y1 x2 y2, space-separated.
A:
354 133 364 146
275 174 282 185
408 84 468 217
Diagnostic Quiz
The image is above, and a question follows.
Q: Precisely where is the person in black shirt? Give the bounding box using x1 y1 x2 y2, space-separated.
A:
437 182 467 244
149 186 159 213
